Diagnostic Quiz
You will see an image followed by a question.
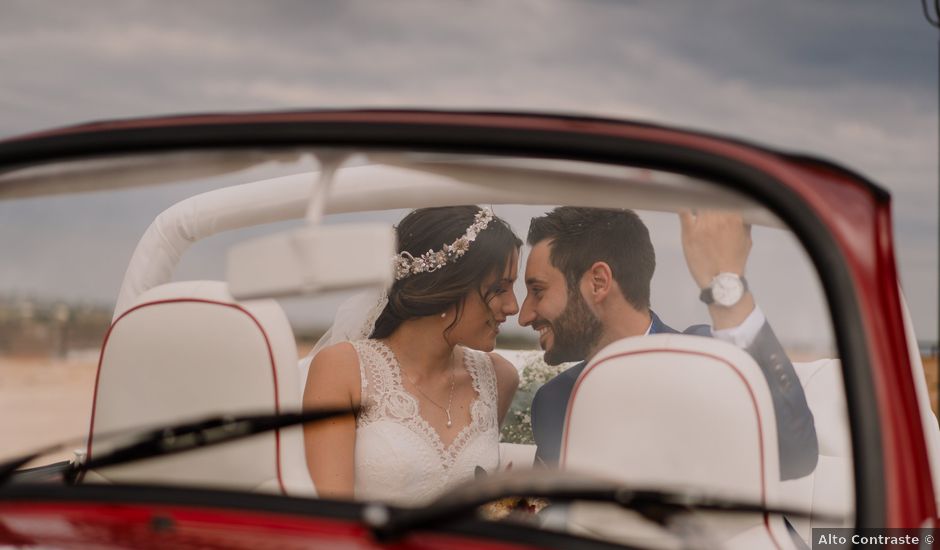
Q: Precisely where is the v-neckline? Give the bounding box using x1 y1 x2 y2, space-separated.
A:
378 340 482 454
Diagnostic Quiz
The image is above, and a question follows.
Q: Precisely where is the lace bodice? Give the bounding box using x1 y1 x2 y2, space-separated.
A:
351 339 500 506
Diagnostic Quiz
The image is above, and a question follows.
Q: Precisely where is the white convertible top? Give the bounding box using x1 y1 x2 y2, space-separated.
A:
114 157 777 318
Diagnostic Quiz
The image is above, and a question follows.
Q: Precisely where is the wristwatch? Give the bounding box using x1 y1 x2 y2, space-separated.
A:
699 272 748 307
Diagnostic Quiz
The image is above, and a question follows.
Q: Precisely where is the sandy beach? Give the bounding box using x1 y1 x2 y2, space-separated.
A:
0 355 98 462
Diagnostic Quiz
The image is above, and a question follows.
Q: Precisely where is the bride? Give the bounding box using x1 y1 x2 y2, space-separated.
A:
302 205 522 505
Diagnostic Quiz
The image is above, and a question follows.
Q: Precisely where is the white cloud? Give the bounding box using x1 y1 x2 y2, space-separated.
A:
0 0 935 338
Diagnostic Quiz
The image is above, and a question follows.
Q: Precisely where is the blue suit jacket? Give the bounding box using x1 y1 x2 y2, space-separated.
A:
530 312 819 480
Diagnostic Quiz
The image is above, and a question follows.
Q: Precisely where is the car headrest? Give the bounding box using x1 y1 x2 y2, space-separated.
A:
86 281 314 496
561 333 780 502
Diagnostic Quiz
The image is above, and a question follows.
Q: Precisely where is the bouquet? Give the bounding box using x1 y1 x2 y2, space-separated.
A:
499 351 569 445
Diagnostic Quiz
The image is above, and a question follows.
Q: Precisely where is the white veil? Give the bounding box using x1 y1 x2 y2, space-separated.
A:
298 287 389 388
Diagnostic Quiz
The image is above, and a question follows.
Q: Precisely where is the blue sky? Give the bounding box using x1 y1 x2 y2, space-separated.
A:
0 0 936 341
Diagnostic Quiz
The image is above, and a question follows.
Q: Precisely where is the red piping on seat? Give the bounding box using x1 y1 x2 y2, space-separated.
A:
559 348 781 550
86 298 286 495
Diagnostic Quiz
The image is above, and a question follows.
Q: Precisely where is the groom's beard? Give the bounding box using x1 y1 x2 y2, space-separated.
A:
543 290 603 366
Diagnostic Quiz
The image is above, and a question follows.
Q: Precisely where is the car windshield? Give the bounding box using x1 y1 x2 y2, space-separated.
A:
0 147 860 548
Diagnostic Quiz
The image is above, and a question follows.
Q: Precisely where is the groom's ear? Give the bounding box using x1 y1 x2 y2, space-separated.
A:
582 261 614 304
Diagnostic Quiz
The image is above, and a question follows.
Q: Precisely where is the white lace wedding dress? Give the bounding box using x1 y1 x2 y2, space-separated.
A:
351 339 500 507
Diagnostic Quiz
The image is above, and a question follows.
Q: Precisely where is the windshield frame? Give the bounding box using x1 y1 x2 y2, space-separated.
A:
0 109 914 530
0 483 635 550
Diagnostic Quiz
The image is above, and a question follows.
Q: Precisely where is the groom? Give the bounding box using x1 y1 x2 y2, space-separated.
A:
520 207 818 481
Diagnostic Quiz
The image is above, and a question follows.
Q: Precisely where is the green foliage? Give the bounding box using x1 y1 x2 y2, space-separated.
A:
499 351 569 444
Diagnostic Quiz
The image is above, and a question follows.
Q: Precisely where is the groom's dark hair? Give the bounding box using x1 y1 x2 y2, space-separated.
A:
527 207 655 311
371 205 522 340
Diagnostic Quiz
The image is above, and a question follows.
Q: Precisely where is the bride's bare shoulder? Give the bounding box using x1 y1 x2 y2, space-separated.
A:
314 341 359 361
306 342 361 388
488 352 520 390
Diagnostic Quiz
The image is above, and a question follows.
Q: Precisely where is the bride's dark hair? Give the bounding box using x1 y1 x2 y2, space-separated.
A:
371 206 521 340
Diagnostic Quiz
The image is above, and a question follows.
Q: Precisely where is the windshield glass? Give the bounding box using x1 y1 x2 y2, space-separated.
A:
0 148 860 548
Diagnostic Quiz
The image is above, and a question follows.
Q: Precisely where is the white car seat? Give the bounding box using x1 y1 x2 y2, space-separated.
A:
499 442 537 471
560 334 793 549
779 359 854 541
84 281 315 496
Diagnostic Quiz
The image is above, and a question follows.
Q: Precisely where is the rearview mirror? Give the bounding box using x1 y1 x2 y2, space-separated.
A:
226 224 395 300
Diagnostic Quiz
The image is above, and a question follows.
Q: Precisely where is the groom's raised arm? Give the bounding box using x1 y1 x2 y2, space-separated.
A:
680 211 818 480
742 317 819 479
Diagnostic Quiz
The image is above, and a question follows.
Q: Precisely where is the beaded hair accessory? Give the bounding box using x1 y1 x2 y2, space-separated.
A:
393 208 494 280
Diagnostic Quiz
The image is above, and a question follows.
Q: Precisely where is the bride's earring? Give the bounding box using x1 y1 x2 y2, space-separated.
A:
440 312 447 319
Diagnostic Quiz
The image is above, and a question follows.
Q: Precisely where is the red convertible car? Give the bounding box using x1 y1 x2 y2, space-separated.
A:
0 110 936 549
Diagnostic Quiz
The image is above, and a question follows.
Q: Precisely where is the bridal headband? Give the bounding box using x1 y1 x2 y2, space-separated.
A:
393 208 494 280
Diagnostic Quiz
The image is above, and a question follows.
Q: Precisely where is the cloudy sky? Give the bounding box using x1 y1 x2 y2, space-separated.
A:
0 0 936 342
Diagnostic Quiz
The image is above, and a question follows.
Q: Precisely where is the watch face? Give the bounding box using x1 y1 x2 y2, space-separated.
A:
712 273 744 307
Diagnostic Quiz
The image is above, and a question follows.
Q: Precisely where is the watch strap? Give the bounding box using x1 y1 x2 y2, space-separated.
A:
699 275 748 306
699 286 715 305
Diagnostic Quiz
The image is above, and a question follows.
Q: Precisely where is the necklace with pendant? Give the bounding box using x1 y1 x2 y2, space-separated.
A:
400 354 457 427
